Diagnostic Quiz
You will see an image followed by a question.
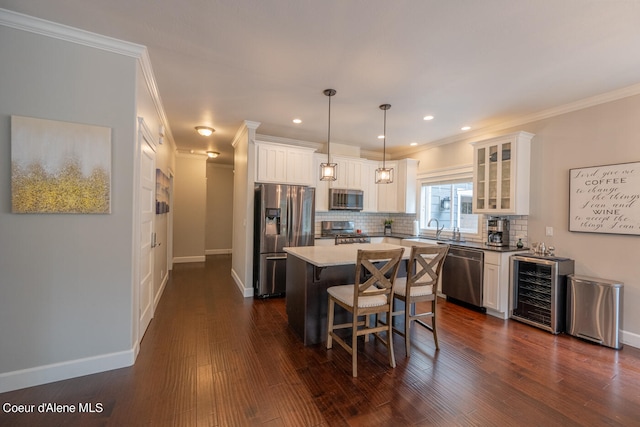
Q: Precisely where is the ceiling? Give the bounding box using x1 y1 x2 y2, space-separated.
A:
2 1 640 165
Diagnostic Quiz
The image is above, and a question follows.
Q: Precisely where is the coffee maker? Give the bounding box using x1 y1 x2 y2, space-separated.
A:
487 217 509 247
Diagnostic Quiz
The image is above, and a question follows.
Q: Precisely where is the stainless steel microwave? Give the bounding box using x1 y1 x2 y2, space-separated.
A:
329 188 364 211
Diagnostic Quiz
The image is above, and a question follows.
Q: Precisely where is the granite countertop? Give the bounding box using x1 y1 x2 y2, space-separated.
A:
315 233 527 253
284 243 410 267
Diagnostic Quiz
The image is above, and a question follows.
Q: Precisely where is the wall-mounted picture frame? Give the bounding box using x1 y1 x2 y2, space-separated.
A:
569 161 640 235
11 115 112 214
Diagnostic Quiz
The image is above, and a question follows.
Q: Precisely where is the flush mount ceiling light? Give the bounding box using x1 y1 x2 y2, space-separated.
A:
207 151 220 158
375 103 394 184
195 126 215 136
319 88 338 182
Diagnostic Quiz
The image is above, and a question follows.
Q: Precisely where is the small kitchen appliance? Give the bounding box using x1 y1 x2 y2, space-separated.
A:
328 188 364 211
487 217 509 247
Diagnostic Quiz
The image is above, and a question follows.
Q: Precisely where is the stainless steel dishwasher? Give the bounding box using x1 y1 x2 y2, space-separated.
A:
441 246 485 311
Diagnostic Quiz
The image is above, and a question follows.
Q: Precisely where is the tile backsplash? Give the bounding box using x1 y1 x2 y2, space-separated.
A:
315 212 416 236
315 211 529 247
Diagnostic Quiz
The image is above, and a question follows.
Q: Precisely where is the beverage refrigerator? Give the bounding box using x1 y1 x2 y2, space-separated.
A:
510 254 574 334
253 183 315 297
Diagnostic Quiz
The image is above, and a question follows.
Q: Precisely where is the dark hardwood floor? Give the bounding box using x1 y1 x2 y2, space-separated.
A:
2 254 639 426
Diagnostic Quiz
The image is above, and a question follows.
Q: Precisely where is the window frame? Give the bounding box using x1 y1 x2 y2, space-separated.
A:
417 165 481 240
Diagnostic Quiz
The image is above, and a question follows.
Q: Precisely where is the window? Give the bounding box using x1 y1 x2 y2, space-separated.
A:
419 168 480 236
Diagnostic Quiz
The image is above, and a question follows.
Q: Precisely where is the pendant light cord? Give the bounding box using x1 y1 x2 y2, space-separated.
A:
324 89 336 164
379 103 391 169
382 107 386 169
327 92 331 163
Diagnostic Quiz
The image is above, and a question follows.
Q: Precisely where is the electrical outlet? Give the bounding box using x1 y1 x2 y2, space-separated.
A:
546 226 553 236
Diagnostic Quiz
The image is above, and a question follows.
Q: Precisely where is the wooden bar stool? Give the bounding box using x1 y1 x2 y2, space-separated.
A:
392 245 449 355
326 248 405 377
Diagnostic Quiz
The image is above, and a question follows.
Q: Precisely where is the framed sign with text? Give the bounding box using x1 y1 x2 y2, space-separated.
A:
569 161 640 235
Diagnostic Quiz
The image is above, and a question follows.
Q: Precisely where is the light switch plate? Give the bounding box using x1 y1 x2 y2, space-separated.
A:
546 226 553 236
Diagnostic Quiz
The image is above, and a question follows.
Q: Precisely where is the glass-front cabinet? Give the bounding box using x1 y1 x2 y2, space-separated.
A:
472 131 534 215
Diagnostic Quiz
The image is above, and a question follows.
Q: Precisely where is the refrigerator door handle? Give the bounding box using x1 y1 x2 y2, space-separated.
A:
265 255 287 261
286 186 294 246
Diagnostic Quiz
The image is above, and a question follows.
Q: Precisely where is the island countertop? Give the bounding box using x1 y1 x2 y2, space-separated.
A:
284 243 409 267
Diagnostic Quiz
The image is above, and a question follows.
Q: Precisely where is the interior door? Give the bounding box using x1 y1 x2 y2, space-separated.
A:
138 121 156 339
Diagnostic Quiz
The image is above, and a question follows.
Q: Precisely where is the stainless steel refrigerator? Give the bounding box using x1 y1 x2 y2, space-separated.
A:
253 184 315 297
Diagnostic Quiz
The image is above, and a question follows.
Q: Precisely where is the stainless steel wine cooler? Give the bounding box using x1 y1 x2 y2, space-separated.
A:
510 254 575 334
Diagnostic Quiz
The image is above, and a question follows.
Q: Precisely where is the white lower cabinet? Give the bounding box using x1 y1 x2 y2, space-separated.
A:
483 250 526 319
483 253 502 313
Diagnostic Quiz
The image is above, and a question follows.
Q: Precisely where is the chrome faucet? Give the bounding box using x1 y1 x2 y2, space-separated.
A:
428 218 444 240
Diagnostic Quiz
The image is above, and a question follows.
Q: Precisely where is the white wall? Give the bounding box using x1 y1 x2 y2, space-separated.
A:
0 18 138 391
231 121 260 297
411 94 640 346
173 154 206 263
521 95 640 346
206 163 234 254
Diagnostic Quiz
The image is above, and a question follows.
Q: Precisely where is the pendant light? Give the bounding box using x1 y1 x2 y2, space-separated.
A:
375 103 394 184
320 89 337 181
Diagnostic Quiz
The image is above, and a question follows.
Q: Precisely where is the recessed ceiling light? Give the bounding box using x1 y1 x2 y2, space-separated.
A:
423 115 434 121
293 118 302 124
410 142 418 146
378 135 385 139
461 126 471 131
195 126 215 136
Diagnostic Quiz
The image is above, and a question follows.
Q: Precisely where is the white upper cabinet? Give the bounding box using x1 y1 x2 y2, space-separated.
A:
360 160 379 212
255 141 316 186
471 131 534 215
314 154 377 212
313 153 330 211
331 155 364 190
377 159 418 214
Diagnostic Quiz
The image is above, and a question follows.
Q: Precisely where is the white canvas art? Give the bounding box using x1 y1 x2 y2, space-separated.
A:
11 115 112 214
569 162 640 235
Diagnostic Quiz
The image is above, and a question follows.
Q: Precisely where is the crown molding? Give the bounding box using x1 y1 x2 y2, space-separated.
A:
138 48 177 153
1 8 177 153
390 82 640 158
232 120 261 148
0 8 144 58
255 133 323 151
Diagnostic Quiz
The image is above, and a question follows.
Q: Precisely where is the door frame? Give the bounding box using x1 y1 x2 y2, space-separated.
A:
132 117 157 357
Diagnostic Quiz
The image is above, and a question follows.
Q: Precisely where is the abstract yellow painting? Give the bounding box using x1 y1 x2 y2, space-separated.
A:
11 115 112 214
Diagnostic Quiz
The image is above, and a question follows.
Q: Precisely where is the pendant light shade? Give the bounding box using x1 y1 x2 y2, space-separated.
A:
375 103 394 184
320 89 338 181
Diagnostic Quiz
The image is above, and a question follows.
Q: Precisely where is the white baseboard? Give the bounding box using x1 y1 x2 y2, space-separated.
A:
621 329 640 349
0 348 135 393
205 248 232 255
172 255 206 264
231 267 254 298
154 271 168 311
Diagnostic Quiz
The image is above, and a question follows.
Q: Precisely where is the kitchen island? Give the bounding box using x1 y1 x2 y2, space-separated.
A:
284 243 409 346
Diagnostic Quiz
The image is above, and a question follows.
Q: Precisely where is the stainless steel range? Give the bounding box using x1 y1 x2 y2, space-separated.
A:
320 221 371 245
